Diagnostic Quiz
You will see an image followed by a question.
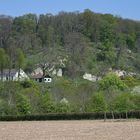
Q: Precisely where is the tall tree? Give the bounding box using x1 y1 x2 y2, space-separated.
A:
115 33 126 69
64 32 88 78
0 48 7 81
0 16 12 48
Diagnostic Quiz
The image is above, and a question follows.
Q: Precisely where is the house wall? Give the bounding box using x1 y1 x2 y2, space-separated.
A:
0 77 7 81
14 69 29 81
44 78 52 83
0 75 14 81
0 69 29 81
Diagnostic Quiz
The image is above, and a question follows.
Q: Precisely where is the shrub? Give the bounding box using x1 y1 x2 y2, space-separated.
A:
16 94 31 115
86 93 107 112
0 111 140 121
98 73 128 91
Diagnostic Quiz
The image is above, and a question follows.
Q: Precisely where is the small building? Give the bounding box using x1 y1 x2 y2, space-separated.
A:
44 75 52 83
31 73 43 82
0 69 29 81
83 73 101 82
31 73 52 83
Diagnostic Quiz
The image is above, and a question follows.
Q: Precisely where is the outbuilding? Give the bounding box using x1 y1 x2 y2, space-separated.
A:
31 73 52 83
44 75 52 83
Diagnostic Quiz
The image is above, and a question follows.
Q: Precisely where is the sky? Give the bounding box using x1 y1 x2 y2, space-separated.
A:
0 0 139 21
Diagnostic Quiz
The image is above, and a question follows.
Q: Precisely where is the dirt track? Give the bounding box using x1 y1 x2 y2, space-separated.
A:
0 120 140 140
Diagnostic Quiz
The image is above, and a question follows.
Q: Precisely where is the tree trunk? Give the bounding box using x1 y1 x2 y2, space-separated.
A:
119 113 121 119
104 111 107 122
126 111 128 119
18 65 20 81
111 111 115 120
8 66 11 81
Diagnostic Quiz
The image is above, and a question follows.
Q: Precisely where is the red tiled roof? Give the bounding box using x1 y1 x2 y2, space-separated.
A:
31 73 43 79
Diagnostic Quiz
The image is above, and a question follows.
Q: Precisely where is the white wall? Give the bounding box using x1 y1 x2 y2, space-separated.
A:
44 78 52 83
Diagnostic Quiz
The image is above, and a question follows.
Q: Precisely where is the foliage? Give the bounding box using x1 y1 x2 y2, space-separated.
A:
86 93 107 112
0 78 139 115
98 73 128 91
1 111 140 121
113 93 135 112
0 98 9 115
0 10 140 116
55 102 72 113
0 10 139 76
96 42 116 66
39 93 55 113
131 95 140 110
0 48 8 80
16 94 31 115
123 76 140 88
16 48 25 69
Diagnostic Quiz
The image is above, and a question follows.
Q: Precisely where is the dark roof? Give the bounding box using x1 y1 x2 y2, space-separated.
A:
44 75 52 78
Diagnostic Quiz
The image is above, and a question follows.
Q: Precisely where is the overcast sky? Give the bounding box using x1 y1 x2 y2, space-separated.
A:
0 0 139 20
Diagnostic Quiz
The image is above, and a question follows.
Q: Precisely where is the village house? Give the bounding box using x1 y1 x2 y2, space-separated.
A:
0 69 29 81
83 73 101 82
31 67 52 83
31 72 52 83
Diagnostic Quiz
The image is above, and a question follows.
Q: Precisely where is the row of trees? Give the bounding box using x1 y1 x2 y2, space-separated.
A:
86 73 139 118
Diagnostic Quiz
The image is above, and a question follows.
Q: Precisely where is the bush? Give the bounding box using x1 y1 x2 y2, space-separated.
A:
16 94 31 115
55 102 72 113
86 93 107 112
0 111 140 121
38 93 55 113
113 93 136 112
98 73 128 91
123 76 140 88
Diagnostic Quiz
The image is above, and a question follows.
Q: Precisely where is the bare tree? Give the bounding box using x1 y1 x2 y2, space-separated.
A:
0 16 12 48
64 32 88 78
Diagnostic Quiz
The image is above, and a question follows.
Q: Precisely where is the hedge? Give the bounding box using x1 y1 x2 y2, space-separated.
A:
0 111 140 121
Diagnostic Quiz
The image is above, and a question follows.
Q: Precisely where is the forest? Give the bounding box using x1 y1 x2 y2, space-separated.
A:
0 9 140 116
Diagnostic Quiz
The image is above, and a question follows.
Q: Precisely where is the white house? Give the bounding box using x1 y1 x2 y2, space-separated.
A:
83 73 101 82
0 69 29 81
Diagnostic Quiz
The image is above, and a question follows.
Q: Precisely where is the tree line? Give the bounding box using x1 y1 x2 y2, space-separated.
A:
0 73 140 116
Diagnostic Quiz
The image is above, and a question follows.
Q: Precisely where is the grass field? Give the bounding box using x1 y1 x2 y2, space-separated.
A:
0 120 140 140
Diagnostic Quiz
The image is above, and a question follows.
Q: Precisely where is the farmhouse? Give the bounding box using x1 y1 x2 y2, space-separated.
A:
0 69 29 81
31 73 52 83
31 67 52 83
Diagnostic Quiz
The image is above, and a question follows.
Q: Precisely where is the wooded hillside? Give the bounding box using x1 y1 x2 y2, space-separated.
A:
0 9 140 76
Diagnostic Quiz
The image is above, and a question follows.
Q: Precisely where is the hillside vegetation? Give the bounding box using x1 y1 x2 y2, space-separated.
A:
0 10 140 115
